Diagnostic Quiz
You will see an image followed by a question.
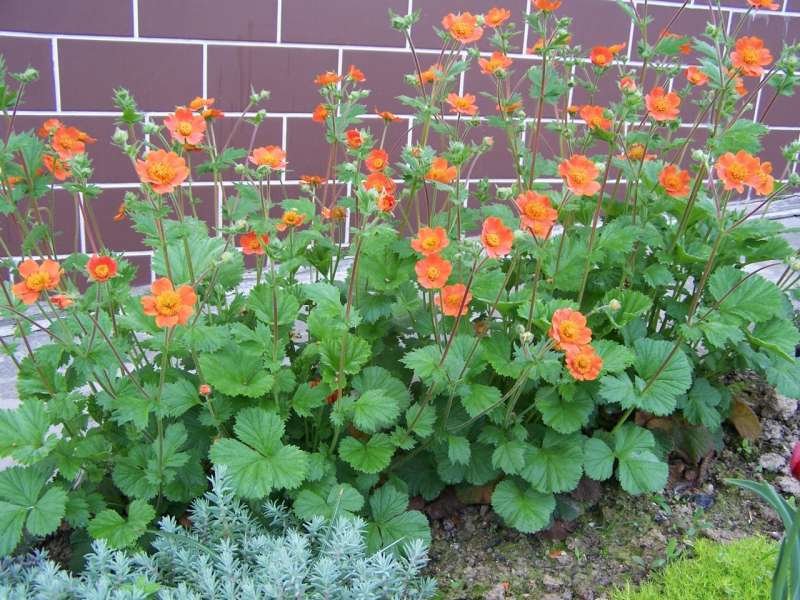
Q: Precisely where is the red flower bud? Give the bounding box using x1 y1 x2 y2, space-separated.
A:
790 442 800 481
199 384 212 396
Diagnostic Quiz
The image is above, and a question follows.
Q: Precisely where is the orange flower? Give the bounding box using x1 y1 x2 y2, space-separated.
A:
249 145 287 170
415 254 452 289
442 12 483 44
135 149 190 194
50 294 73 309
164 106 206 145
345 129 363 149
532 0 561 10
377 194 396 213
435 283 472 317
322 205 347 220
659 164 691 198
52 126 95 160
685 66 709 86
590 46 615 68
497 100 522 114
43 154 71 181
660 30 692 55
528 38 545 54
485 7 511 27
749 160 774 196
37 118 63 138
516 191 557 236
363 172 396 194
239 231 269 255
716 150 760 193
198 384 212 396
86 254 118 282
579 105 612 131
418 63 443 85
446 93 478 116
618 143 656 163
558 155 601 196
548 308 592 353
141 277 196 328
347 64 366 82
376 108 400 122
411 227 449 255
314 71 342 86
276 209 306 232
645 86 681 122
312 103 329 123
619 76 637 92
479 52 513 76
565 345 603 381
425 157 457 184
748 0 779 9
365 148 389 172
481 216 514 258
301 174 324 186
731 36 772 77
12 259 61 305
113 202 126 222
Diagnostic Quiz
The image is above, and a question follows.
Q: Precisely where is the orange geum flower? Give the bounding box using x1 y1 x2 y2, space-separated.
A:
347 64 366 82
37 118 63 138
12 259 61 305
135 149 190 194
619 76 637 92
415 254 452 290
481 216 514 258
314 71 342 86
589 46 615 68
685 66 709 86
239 231 269 255
363 172 396 195
418 63 443 85
558 155 601 197
435 283 473 317
446 93 478 116
365 148 389 172
645 86 681 122
52 126 95 160
141 277 196 328
345 129 363 149
533 0 561 10
748 0 779 9
312 103 329 123
50 294 73 309
528 38 545 54
411 227 449 256
548 308 592 353
716 150 760 193
478 52 513 76
376 108 400 122
565 344 603 381
515 191 558 234
579 105 612 131
731 36 772 77
249 145 287 170
300 174 324 186
164 106 206 145
86 254 118 282
484 7 511 27
497 100 522 114
43 154 71 181
113 202 126 222
618 143 656 163
748 160 775 196
659 164 691 198
277 209 306 232
425 157 457 184
442 12 483 44
322 204 347 221
377 194 396 213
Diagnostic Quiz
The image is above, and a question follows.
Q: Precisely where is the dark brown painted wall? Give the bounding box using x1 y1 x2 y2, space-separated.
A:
1 0 799 282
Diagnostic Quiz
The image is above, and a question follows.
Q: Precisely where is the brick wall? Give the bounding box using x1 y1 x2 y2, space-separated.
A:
2 0 799 282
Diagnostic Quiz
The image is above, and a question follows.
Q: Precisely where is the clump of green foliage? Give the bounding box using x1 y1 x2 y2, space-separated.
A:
0 468 437 599
613 537 777 600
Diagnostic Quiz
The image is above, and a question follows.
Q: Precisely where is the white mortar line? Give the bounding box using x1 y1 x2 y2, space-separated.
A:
50 39 61 112
276 0 283 43
132 0 139 38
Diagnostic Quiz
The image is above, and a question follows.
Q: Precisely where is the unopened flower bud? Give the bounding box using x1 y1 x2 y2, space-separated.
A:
112 128 128 145
789 257 800 271
520 330 534 345
609 298 622 311
199 384 212 396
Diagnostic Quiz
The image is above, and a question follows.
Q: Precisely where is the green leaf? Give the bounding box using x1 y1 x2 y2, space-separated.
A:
160 378 200 418
0 466 66 555
594 340 635 374
0 400 57 464
748 318 800 363
405 403 437 438
292 382 329 417
353 389 400 433
535 386 594 434
604 289 652 328
339 434 395 474
401 345 446 384
352 367 411 413
460 384 502 420
708 266 784 325
521 432 584 494
25 487 68 536
613 424 668 495
209 408 308 498
492 439 528 475
319 334 371 382
583 437 614 481
448 435 471 466
294 483 364 520
247 283 300 326
699 318 745 349
87 499 154 549
198 344 273 398
366 484 430 554
491 479 555 534
710 119 768 155
681 378 723 430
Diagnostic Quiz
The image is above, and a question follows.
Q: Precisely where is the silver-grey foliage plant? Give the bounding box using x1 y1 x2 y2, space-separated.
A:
0 467 437 600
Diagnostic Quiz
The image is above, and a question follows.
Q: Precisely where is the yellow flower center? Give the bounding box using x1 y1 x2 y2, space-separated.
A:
628 144 645 160
148 162 176 184
485 232 500 247
729 163 748 182
560 322 578 340
452 22 472 38
525 203 544 218
426 266 440 280
576 355 591 370
595 55 608 65
94 264 109 279
652 97 669 113
446 293 461 306
177 121 193 136
570 169 587 184
421 236 439 251
155 291 181 316
26 271 50 292
373 158 385 169
742 48 758 65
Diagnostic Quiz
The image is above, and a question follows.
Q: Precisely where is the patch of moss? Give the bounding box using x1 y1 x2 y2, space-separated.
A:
612 536 777 600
